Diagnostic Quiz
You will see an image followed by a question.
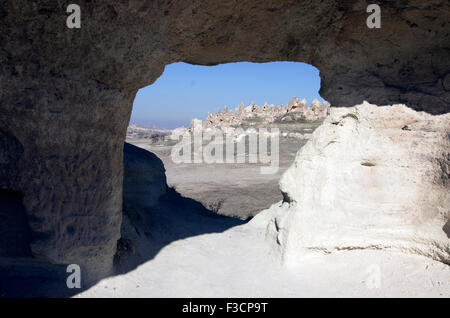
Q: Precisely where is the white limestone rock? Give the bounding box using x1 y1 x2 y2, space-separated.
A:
262 102 450 265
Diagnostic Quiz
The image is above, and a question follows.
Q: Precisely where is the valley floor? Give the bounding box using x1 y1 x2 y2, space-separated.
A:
127 134 309 219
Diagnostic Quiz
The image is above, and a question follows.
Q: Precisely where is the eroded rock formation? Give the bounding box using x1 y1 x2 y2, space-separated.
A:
200 98 329 131
119 143 167 267
260 102 450 264
123 143 167 212
0 1 449 280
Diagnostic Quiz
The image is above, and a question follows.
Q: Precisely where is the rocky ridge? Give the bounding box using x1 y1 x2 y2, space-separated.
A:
167 98 328 144
200 97 329 131
126 124 171 143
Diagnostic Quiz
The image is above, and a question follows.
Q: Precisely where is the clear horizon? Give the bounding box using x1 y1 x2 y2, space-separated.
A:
131 61 326 129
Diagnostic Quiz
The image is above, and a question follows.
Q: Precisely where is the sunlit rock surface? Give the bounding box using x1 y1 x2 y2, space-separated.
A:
262 102 450 264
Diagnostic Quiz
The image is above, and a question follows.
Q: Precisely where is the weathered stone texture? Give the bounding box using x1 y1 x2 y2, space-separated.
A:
262 103 450 264
0 0 449 279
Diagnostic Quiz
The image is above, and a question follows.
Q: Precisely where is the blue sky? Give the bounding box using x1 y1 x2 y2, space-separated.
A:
131 61 325 128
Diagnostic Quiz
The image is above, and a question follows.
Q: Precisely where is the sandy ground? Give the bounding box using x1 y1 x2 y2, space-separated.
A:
78 209 450 297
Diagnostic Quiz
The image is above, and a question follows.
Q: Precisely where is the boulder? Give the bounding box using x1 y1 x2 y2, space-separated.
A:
118 143 167 271
123 143 167 212
263 102 450 264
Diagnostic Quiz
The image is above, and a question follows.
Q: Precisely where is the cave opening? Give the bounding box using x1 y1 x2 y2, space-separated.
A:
116 60 330 274
126 61 329 220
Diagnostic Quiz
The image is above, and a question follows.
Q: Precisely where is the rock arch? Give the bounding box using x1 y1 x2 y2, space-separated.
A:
0 1 449 280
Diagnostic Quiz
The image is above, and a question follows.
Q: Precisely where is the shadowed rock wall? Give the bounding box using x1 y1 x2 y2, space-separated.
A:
0 0 449 279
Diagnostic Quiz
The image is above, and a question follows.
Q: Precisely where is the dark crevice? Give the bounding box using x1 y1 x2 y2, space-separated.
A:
0 189 32 258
